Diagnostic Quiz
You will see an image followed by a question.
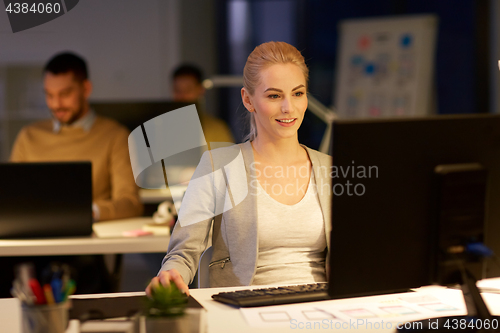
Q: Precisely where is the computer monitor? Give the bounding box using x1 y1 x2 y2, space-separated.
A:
298 94 336 154
0 162 93 238
328 114 500 300
90 100 190 133
298 109 328 151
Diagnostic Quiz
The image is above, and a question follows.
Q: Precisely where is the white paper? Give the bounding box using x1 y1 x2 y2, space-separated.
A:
240 289 466 329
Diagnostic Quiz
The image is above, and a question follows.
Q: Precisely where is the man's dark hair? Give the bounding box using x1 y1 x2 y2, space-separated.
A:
44 52 88 82
173 64 203 84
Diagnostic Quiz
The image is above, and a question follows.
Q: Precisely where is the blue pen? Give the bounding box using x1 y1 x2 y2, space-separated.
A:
51 277 62 303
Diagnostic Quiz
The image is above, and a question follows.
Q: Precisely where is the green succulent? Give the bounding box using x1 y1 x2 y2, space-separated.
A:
144 281 188 318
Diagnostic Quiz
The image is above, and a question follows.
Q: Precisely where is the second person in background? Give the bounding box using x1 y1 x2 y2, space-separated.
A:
172 64 234 148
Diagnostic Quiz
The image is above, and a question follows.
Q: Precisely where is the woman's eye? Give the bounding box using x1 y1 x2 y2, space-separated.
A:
268 94 280 99
294 91 304 97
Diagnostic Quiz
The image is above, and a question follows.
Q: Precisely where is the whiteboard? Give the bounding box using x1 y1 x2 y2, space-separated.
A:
333 15 438 118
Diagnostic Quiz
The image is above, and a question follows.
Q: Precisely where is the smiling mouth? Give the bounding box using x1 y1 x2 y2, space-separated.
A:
276 118 296 123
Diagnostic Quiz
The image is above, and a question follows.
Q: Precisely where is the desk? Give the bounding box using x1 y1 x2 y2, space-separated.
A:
139 186 187 204
189 282 500 333
2 282 500 332
0 217 169 256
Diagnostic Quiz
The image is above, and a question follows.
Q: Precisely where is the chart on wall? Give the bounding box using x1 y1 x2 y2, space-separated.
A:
334 15 438 118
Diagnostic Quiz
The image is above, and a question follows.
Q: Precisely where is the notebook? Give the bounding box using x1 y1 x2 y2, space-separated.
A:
0 162 93 238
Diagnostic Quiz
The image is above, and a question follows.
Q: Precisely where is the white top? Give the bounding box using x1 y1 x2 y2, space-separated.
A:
253 176 327 285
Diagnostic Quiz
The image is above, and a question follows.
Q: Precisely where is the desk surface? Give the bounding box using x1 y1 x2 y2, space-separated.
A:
2 281 500 333
190 286 420 333
189 282 500 333
0 217 169 256
139 185 187 204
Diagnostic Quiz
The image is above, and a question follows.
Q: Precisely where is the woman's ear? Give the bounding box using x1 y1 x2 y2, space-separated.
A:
241 88 254 112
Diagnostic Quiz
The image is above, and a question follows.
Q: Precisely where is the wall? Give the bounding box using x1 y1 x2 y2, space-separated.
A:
0 0 219 159
0 0 181 100
490 0 500 114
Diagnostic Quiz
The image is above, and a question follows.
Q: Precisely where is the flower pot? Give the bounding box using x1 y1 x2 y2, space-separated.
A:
145 308 206 333
146 315 188 333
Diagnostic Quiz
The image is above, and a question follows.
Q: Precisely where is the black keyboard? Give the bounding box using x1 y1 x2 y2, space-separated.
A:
211 283 330 307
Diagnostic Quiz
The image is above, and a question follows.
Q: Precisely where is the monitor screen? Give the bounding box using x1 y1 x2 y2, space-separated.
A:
90 100 190 132
0 162 93 238
328 114 500 299
298 108 328 151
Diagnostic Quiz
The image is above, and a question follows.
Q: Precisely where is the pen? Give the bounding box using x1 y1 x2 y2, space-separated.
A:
51 277 62 303
17 264 33 292
11 279 33 305
61 264 70 291
29 278 46 305
43 284 55 305
62 279 76 302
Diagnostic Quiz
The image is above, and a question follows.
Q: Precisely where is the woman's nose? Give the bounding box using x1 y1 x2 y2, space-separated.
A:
281 97 290 113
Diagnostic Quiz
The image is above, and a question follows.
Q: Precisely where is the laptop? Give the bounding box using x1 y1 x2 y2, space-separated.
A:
0 162 93 238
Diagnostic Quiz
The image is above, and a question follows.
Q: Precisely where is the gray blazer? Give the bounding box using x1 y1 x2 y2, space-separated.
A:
160 141 332 287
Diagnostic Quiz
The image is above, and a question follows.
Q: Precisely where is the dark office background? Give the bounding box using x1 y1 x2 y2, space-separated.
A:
215 0 490 142
0 0 494 148
1 0 499 291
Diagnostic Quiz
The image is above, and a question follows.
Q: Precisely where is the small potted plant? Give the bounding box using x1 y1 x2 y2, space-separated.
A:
144 281 189 332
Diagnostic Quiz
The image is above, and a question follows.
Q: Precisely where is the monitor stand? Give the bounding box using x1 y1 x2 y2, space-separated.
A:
397 268 500 333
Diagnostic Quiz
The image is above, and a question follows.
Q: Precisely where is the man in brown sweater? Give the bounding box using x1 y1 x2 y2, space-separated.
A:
10 52 143 220
2 52 143 297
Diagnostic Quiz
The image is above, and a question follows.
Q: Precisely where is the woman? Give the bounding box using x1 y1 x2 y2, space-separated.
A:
147 41 332 296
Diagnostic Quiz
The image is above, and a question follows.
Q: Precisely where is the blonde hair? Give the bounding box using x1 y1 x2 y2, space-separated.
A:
243 41 309 142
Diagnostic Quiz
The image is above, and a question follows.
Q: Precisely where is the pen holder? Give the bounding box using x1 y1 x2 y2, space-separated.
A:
21 301 71 333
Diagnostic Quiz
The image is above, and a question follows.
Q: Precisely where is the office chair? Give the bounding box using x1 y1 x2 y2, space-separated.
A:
196 246 213 288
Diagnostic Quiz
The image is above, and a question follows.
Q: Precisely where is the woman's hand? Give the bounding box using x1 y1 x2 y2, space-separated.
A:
146 269 190 297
